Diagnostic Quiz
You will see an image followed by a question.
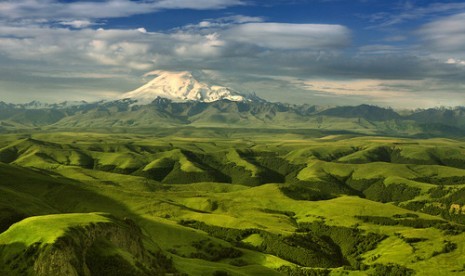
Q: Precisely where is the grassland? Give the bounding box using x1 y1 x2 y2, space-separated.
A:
1 131 465 275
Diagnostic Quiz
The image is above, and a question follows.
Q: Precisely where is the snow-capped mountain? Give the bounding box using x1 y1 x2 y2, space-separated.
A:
120 70 246 104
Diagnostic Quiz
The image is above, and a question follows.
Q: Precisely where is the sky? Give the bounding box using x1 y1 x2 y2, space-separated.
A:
0 0 465 108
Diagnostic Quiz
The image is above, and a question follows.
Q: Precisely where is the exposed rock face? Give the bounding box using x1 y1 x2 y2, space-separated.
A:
449 204 465 215
35 218 141 275
2 215 175 276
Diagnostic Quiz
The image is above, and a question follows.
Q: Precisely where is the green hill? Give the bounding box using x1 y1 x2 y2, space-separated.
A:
0 213 176 276
1 132 465 274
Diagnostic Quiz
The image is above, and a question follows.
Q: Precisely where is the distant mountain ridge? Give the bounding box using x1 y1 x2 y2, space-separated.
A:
2 70 465 137
2 97 465 137
319 104 401 121
0 100 89 110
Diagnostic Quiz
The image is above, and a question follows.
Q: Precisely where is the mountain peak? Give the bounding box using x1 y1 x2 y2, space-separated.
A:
120 70 247 104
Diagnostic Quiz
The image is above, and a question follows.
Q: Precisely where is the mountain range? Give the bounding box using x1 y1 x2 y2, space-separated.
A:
1 70 465 137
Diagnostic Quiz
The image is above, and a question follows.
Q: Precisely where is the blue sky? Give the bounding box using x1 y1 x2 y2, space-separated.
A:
1 0 465 107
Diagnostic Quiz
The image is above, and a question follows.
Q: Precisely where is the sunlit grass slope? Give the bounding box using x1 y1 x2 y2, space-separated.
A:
0 213 110 246
0 212 176 275
1 132 465 275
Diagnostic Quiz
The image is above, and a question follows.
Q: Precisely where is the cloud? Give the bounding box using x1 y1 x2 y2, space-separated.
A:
173 33 226 58
368 2 465 28
418 12 465 55
0 0 246 21
272 76 465 108
296 79 406 98
358 44 403 55
0 15 355 104
224 23 350 50
58 20 96 29
222 15 264 24
188 71 465 108
151 0 246 10
1 3 465 108
446 58 465 66
182 15 264 30
0 16 465 104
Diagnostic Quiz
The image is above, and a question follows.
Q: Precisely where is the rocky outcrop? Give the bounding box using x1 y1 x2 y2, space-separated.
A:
2 214 175 276
449 204 465 215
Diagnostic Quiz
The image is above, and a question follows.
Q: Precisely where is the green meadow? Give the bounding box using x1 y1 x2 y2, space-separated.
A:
1 130 465 275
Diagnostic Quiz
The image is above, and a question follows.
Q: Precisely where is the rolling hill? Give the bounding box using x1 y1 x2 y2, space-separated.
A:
2 132 465 274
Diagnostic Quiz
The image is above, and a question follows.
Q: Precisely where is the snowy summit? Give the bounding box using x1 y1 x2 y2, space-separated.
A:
120 71 246 104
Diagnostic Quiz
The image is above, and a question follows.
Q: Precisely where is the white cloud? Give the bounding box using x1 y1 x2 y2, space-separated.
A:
151 0 245 10
59 20 95 28
173 33 225 58
0 25 167 70
137 28 148 34
225 23 350 50
446 58 465 66
283 77 465 108
0 3 464 107
86 39 153 70
0 0 246 21
368 2 465 28
358 44 403 55
180 15 264 31
223 15 264 24
418 12 465 54
297 79 409 97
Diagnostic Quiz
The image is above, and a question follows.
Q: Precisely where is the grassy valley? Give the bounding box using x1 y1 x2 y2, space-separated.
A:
1 131 465 275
